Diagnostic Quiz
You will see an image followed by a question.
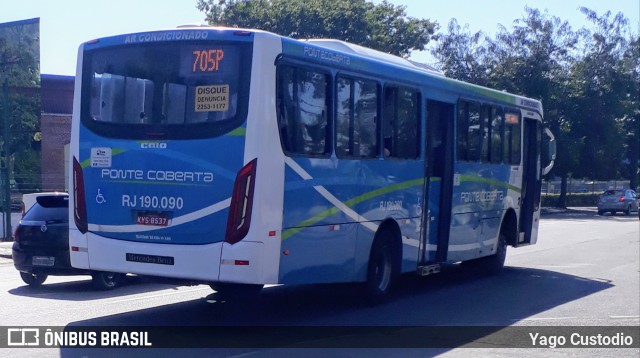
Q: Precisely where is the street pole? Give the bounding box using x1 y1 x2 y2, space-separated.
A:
2 78 10 241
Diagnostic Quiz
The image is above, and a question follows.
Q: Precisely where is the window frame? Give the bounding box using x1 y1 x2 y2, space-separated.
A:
334 74 381 159
276 62 333 158
382 83 421 160
504 108 522 165
80 41 253 140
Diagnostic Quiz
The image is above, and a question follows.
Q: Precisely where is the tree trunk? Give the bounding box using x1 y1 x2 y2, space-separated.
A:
628 131 639 191
557 174 568 208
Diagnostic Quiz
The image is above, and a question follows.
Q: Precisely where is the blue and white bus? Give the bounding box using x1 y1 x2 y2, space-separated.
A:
69 26 555 302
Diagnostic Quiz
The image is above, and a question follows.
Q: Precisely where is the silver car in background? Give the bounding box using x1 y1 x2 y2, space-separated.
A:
597 189 638 216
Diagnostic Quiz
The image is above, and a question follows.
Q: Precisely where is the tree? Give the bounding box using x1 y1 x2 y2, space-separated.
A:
620 36 640 190
430 19 490 86
490 8 580 207
568 8 633 184
0 19 41 193
431 6 637 206
432 8 580 206
195 0 437 57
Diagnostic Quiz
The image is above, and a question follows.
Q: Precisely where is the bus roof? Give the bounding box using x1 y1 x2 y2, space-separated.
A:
305 39 444 76
82 26 543 114
283 37 543 113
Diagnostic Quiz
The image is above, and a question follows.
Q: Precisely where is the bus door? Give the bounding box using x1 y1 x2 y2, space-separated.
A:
420 100 454 265
518 116 542 245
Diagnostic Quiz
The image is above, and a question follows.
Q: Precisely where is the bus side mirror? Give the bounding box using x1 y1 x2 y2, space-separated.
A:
542 127 556 176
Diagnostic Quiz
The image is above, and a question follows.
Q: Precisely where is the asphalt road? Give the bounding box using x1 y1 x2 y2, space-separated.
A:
0 208 638 357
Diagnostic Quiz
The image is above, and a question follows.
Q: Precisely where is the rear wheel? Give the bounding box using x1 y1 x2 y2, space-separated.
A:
463 232 507 275
484 232 507 275
92 272 124 290
597 210 605 216
364 233 399 305
20 272 47 287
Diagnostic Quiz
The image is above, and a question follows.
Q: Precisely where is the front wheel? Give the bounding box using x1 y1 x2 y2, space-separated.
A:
364 234 399 305
20 272 47 287
92 272 124 290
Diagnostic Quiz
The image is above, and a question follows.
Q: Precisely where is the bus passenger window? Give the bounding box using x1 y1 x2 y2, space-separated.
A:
481 105 491 162
505 111 521 164
491 107 504 163
336 76 378 158
456 101 468 160
383 86 419 159
467 102 481 161
456 100 482 162
277 65 330 156
383 88 396 157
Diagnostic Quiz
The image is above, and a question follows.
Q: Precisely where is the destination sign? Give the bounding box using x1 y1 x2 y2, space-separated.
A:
192 49 225 73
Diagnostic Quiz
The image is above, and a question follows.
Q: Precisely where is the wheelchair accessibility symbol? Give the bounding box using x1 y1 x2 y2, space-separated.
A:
96 189 106 204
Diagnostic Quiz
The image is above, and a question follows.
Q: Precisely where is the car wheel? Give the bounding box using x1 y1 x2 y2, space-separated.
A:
20 272 47 287
92 271 124 290
364 232 399 305
597 210 604 216
624 205 631 216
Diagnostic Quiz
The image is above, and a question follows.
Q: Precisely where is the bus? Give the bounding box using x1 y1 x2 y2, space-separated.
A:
69 26 555 302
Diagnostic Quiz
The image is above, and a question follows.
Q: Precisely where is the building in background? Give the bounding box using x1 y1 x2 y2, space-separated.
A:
40 74 73 192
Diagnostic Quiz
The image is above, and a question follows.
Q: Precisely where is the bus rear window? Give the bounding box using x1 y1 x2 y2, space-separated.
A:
82 42 251 138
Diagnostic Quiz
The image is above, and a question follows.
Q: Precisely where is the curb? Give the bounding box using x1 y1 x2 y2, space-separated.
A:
0 241 13 259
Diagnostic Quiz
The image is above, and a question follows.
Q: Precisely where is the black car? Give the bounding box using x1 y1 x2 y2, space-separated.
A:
12 193 125 289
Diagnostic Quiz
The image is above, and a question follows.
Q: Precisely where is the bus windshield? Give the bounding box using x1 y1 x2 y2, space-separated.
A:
81 42 251 138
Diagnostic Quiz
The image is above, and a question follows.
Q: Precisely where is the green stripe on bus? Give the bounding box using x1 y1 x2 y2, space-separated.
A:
227 127 246 136
281 173 519 241
281 177 427 241
459 174 521 192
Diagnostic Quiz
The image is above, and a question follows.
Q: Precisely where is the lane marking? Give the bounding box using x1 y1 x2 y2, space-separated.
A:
521 317 578 321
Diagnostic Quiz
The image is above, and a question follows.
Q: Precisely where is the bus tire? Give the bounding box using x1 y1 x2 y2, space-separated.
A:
463 232 507 275
92 271 124 290
20 272 47 287
364 233 399 305
484 232 508 275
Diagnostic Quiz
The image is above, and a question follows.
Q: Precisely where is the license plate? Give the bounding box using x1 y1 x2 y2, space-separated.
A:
32 256 55 266
136 212 169 226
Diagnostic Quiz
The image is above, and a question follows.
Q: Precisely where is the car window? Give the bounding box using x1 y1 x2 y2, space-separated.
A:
23 197 69 222
603 190 623 196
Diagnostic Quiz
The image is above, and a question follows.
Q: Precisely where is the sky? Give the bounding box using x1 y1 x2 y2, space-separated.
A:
1 0 638 76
